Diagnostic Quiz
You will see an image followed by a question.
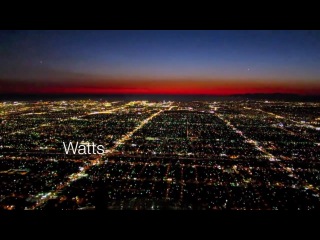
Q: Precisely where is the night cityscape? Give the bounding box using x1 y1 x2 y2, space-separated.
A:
1 30 320 210
0 99 320 210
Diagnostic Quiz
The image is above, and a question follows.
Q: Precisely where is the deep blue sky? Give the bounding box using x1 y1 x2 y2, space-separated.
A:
1 30 320 94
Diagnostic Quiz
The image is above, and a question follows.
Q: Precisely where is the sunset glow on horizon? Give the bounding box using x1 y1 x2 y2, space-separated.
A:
1 30 320 95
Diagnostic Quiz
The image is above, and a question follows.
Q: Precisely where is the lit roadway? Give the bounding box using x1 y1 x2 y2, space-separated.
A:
6 102 128 136
31 102 172 209
246 106 319 132
85 105 127 116
217 111 320 196
107 105 173 154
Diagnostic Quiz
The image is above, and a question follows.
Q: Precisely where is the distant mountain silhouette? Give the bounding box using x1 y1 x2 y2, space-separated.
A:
230 93 320 101
1 93 320 101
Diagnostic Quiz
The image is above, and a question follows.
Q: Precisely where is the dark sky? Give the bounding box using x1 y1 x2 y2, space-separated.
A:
1 30 320 95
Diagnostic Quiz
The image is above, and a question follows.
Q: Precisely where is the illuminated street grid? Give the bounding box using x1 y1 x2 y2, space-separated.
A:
0 100 320 210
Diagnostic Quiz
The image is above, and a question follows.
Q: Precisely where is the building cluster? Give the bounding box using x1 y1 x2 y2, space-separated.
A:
0 100 319 210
